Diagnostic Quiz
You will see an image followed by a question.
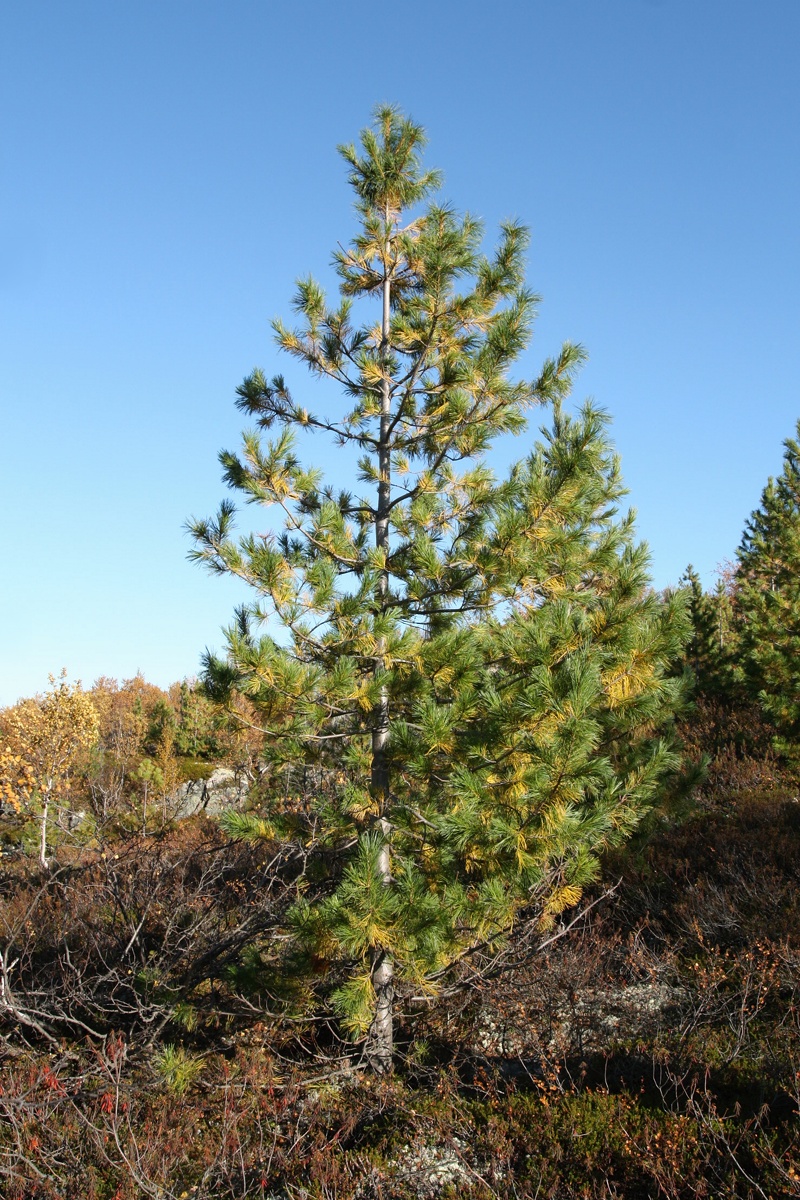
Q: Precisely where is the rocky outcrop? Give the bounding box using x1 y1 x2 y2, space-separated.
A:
474 978 686 1059
170 768 250 820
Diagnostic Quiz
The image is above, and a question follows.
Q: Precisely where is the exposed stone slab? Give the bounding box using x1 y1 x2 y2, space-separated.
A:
170 767 250 819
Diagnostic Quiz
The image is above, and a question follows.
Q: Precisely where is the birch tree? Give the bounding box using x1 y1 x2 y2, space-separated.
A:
0 673 99 866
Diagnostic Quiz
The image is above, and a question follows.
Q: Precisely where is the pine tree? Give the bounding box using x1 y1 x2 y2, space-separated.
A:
679 565 736 700
736 421 800 750
189 107 689 1072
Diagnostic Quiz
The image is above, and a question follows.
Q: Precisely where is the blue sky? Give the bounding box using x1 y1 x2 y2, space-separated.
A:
2 0 798 706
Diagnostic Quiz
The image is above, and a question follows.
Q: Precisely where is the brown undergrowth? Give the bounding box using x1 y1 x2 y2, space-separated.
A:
0 699 798 1197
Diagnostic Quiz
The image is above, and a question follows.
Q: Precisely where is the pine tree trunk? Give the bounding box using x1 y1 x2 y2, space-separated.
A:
367 243 394 1074
368 928 394 1073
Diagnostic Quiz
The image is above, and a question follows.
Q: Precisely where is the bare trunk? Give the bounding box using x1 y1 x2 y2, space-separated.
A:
39 793 50 868
368 935 394 1073
367 240 394 1073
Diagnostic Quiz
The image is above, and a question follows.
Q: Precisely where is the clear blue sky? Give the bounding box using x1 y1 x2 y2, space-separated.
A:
2 0 798 706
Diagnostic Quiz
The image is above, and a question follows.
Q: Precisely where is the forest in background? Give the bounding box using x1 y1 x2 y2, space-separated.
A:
1 107 799 1198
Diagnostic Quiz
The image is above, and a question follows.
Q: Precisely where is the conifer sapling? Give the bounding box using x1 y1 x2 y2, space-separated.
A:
189 107 690 1072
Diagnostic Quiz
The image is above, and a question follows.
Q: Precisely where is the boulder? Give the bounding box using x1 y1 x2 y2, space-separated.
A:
170 767 250 820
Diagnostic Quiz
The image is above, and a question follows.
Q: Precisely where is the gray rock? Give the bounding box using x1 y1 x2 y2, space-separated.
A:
357 1137 477 1199
474 978 686 1058
170 767 250 819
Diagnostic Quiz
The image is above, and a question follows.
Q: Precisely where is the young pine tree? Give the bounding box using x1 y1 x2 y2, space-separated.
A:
736 421 800 751
190 107 690 1073
679 565 736 701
